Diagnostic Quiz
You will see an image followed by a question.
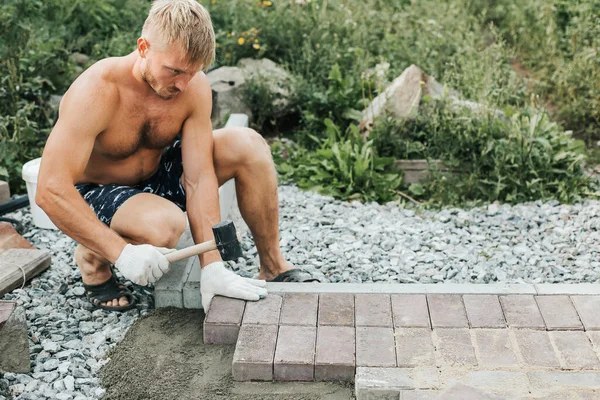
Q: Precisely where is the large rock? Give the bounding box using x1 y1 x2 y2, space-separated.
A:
360 64 503 136
238 58 294 118
207 58 294 128
207 66 252 128
0 302 30 373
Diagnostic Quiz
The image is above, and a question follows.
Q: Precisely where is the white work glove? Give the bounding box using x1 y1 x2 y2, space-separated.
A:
200 261 268 310
114 244 174 286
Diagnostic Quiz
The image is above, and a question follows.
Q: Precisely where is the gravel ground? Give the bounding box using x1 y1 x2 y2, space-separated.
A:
2 183 600 399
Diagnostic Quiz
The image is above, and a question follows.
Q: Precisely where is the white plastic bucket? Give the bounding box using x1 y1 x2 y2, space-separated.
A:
22 158 58 230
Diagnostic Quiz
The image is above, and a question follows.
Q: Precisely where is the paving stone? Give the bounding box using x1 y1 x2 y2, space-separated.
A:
203 296 246 344
528 371 600 389
356 327 396 367
433 329 477 366
571 296 600 331
473 329 518 367
532 389 600 399
0 222 34 253
355 294 392 327
463 295 505 328
436 382 505 400
427 295 468 328
513 329 560 368
242 294 282 325
535 295 583 331
232 324 278 381
464 371 530 399
318 293 354 326
586 332 600 360
0 180 9 203
400 391 441 400
182 259 202 309
355 367 439 399
395 328 435 367
550 331 600 369
279 293 318 326
391 294 430 329
0 248 51 298
274 325 316 381
155 257 192 308
0 302 29 373
315 326 355 382
499 295 545 329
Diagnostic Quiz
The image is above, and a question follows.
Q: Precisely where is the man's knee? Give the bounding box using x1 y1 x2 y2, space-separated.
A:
229 127 272 165
130 210 187 248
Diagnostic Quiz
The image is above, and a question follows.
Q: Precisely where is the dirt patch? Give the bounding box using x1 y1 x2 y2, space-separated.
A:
100 308 354 400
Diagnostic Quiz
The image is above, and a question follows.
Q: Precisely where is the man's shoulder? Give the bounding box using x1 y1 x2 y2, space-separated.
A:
183 71 212 110
64 57 125 104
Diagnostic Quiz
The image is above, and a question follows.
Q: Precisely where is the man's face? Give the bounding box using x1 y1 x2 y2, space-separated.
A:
139 38 201 100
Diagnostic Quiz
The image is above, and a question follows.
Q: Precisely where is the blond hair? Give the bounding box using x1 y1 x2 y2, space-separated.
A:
142 0 215 69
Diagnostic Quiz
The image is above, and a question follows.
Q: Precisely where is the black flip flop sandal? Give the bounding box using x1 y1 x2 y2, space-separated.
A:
268 269 320 283
82 271 138 312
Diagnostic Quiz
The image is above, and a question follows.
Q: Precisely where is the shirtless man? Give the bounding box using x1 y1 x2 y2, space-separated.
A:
36 0 315 313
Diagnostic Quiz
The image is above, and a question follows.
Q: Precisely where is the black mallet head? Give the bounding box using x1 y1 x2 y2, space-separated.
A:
212 220 243 261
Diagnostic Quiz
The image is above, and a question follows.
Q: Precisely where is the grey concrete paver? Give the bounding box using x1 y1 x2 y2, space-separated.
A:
355 294 392 327
436 382 506 400
535 295 583 331
400 391 441 400
356 327 396 367
463 295 506 328
232 324 278 381
355 367 439 399
434 328 477 366
473 329 519 367
203 296 245 344
392 294 431 328
427 295 468 328
274 325 316 381
318 293 354 326
528 371 600 389
550 331 600 369
315 326 355 382
571 296 600 331
512 329 560 368
394 328 435 367
242 294 282 325
499 295 545 329
464 371 530 399
279 293 318 326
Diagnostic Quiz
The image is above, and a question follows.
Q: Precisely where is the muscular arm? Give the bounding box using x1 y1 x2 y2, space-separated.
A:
36 69 128 263
180 74 222 267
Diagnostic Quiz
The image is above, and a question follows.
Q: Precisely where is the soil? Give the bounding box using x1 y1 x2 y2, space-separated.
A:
100 308 354 400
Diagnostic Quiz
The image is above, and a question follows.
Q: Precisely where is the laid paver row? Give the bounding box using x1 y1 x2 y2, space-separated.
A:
203 294 600 382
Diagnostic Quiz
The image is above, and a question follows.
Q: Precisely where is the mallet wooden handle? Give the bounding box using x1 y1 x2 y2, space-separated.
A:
164 231 243 263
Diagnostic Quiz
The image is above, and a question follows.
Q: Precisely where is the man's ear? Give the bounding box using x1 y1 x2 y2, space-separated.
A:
137 37 149 58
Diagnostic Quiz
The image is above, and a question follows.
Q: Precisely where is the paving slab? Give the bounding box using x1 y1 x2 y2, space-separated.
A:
356 327 396 367
182 257 202 309
528 371 600 390
391 294 430 328
232 324 278 381
400 391 440 400
433 328 477 366
0 248 51 298
427 295 468 328
394 328 435 367
155 256 193 308
463 295 505 328
0 302 30 373
436 382 505 400
242 294 282 325
535 295 583 331
550 331 600 369
274 325 316 381
318 293 354 326
203 296 246 344
315 326 355 382
280 293 318 326
571 296 600 330
355 367 439 400
473 329 519 368
512 329 560 368
499 295 545 329
463 371 530 399
355 294 392 327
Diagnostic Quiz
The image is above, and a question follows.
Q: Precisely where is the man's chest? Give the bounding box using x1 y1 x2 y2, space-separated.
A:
96 102 188 161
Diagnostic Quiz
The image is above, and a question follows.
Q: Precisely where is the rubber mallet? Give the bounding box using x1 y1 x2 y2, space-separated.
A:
164 220 243 263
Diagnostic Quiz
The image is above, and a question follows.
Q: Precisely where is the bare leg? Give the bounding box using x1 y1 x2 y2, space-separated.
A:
213 127 293 280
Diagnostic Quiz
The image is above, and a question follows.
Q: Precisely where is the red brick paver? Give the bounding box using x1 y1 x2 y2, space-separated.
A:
392 294 431 329
280 293 318 326
355 294 392 327
571 296 600 331
499 295 545 329
242 294 282 325
318 293 354 326
274 325 316 381
395 328 435 367
232 324 278 381
203 296 245 344
315 326 355 382
535 295 583 331
356 327 396 367
427 295 468 328
513 329 560 368
463 295 506 328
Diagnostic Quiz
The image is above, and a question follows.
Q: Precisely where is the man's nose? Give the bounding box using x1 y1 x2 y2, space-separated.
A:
174 75 191 92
